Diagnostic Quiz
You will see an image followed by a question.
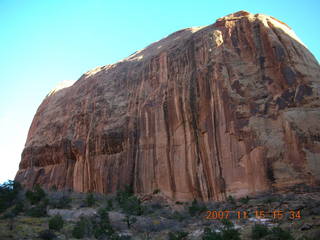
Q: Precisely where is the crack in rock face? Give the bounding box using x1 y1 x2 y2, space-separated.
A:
15 11 320 201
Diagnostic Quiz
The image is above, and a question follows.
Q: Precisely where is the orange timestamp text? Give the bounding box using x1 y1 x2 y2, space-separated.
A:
205 210 301 220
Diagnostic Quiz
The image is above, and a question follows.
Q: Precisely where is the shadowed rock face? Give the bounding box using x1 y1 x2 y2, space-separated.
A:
16 11 320 201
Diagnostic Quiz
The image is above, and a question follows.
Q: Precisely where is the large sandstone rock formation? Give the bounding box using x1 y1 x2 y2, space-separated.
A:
16 11 320 201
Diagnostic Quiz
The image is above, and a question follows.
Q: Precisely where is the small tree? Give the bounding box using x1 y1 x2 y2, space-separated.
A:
94 208 115 238
49 214 64 231
0 180 22 212
26 184 46 205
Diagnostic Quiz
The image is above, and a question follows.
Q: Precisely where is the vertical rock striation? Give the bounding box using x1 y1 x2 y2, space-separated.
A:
16 11 320 201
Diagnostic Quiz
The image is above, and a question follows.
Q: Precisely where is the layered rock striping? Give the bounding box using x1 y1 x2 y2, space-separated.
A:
16 11 320 201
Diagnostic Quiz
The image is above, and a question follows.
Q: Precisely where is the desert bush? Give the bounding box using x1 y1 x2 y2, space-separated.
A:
27 202 47 217
116 185 144 215
168 231 188 240
93 208 115 238
49 214 64 231
220 219 240 240
25 184 46 205
150 202 163 210
239 196 250 204
106 198 113 210
50 195 72 209
116 185 134 204
263 196 277 204
251 224 269 239
266 227 294 240
202 227 223 240
188 199 207 216
12 200 24 215
50 185 57 192
38 229 56 240
72 217 90 238
85 192 95 207
202 220 240 240
153 189 160 194
124 214 137 229
170 210 185 222
222 228 241 240
123 195 144 215
227 195 236 205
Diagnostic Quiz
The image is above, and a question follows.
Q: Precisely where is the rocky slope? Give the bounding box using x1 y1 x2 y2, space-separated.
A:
16 11 320 201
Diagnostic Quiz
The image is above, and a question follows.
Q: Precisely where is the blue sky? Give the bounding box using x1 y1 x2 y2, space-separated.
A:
0 0 319 183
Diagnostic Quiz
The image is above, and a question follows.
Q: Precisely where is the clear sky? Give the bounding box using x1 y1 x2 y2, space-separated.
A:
0 0 319 183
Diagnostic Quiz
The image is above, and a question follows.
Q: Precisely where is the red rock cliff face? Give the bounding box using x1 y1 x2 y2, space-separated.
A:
16 11 320 201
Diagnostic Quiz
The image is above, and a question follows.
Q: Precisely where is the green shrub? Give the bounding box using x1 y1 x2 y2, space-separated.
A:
93 208 115 238
27 203 47 217
263 196 277 204
49 215 64 231
221 219 240 240
151 202 163 209
12 201 24 215
153 189 160 194
267 227 294 240
227 195 236 205
72 217 88 239
188 199 207 216
2 211 16 220
202 227 223 240
202 220 240 240
25 184 46 205
116 185 144 215
170 211 185 222
116 185 134 205
0 180 22 213
239 196 250 204
222 228 241 240
251 224 269 239
85 193 95 207
168 231 188 240
124 215 137 229
122 195 144 215
38 229 56 240
106 199 113 210
50 195 72 209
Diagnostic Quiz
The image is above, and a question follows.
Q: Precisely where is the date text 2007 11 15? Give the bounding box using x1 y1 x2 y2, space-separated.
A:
205 210 301 220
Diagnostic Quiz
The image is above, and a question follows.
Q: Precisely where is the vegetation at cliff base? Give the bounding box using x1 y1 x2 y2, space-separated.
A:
202 219 241 240
0 180 22 213
0 180 319 240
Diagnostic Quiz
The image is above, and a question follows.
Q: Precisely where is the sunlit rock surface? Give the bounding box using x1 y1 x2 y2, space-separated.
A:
16 11 320 201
